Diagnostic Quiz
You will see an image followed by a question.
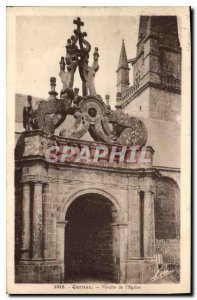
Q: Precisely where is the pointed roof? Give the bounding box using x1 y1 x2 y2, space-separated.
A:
117 39 129 71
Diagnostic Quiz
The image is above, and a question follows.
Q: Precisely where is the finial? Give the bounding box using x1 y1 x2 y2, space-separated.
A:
48 77 58 99
66 39 72 54
105 94 111 110
93 47 99 60
73 17 84 33
27 95 32 104
59 57 65 71
105 94 110 105
50 77 56 86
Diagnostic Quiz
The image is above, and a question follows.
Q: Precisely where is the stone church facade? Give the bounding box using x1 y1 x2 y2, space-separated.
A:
15 16 180 283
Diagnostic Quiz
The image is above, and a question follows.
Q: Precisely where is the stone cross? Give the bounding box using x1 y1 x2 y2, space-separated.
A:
73 17 84 34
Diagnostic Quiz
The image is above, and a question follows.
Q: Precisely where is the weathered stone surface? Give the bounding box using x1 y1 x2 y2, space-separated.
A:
21 183 31 260
22 17 148 146
155 177 180 239
15 130 180 283
32 183 43 259
155 239 180 265
15 16 180 285
120 16 181 125
20 131 152 170
126 260 157 283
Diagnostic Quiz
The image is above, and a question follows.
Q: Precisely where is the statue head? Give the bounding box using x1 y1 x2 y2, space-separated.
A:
66 39 72 54
27 95 32 106
59 57 65 71
50 77 56 86
74 88 79 95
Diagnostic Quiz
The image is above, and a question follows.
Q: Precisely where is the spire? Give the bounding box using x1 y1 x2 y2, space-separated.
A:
117 39 129 71
116 39 130 100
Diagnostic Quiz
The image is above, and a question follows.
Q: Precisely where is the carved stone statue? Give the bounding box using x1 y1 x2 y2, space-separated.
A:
23 95 38 131
23 17 148 146
79 47 99 96
59 39 78 99
59 17 97 97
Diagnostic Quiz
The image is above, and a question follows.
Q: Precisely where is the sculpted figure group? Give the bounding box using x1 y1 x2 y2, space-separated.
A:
23 17 148 147
59 17 99 98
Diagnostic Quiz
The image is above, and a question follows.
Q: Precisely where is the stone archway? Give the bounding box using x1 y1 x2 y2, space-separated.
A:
56 189 127 283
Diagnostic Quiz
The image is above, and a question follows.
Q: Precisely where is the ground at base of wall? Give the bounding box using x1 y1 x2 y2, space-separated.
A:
15 260 180 284
15 261 63 283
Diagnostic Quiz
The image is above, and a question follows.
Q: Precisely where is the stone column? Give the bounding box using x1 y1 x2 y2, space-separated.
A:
56 221 67 262
56 221 67 282
42 184 49 259
111 223 120 283
118 223 128 283
127 189 141 258
21 183 31 260
32 182 43 259
111 205 128 284
143 189 155 258
111 223 128 283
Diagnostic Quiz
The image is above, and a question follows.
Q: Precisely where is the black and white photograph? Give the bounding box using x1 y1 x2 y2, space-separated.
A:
6 6 191 294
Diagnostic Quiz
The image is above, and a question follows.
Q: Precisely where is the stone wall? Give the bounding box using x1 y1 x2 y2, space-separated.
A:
161 49 181 80
155 239 180 265
15 133 180 283
149 87 181 122
155 177 180 239
15 156 159 283
123 87 150 118
122 85 181 123
15 262 62 283
15 168 23 263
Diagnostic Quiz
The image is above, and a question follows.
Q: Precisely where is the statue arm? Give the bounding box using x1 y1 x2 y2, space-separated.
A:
92 60 99 72
66 53 77 88
23 107 27 129
92 47 99 72
59 70 69 88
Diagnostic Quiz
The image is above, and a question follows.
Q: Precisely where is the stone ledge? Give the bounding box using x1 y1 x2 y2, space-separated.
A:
16 131 156 171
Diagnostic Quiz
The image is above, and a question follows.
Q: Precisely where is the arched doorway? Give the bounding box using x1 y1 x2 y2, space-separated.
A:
64 193 120 283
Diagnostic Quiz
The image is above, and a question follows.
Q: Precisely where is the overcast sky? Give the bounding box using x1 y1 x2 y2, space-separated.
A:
15 10 181 108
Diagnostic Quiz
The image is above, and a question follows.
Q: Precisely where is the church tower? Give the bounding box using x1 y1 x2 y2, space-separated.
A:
120 16 181 123
116 40 130 101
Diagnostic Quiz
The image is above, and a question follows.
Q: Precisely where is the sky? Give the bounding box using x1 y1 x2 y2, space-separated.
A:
15 10 182 108
15 14 139 108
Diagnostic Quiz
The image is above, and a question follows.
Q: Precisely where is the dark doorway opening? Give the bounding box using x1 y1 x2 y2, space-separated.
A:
64 193 118 283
